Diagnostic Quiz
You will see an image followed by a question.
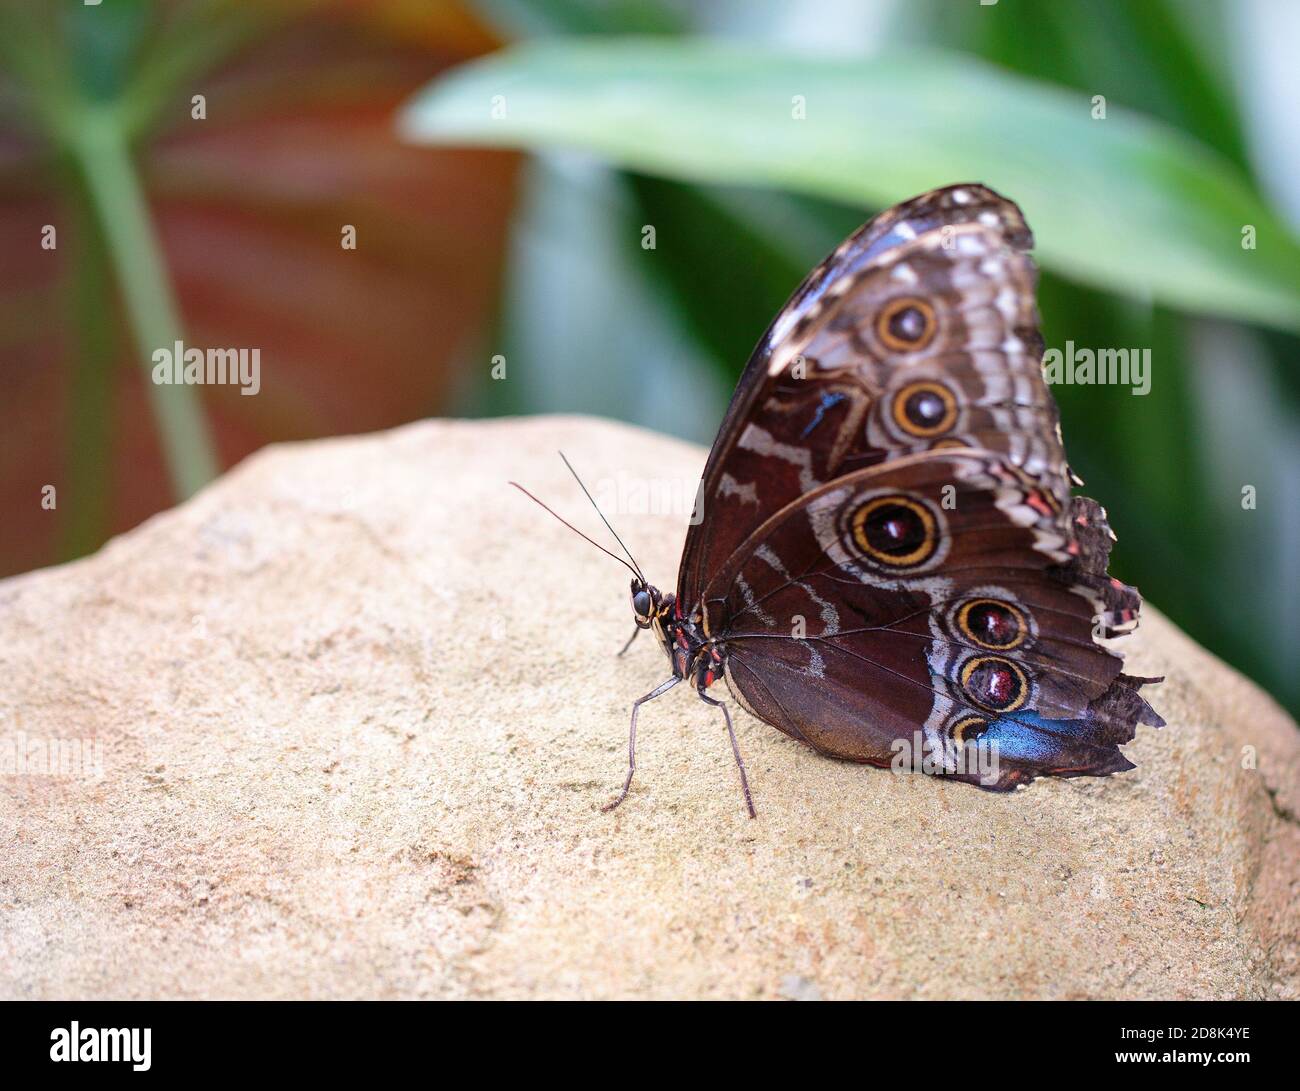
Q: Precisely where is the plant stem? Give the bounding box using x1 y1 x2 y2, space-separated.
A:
61 176 114 561
66 103 217 498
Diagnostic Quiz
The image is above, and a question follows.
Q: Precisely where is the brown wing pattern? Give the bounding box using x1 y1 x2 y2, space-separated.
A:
677 183 1069 610
703 450 1162 790
677 185 1161 788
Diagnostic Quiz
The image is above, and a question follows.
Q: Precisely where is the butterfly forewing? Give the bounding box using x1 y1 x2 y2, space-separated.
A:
677 184 1068 610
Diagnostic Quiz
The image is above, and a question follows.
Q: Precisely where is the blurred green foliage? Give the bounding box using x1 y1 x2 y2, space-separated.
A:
412 0 1300 717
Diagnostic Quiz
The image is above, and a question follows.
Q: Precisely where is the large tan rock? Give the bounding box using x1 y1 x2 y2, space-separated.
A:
1 415 1296 999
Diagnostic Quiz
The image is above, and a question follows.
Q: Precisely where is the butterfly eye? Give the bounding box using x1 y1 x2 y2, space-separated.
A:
876 296 937 352
957 598 1028 650
632 590 652 617
959 655 1029 712
892 380 958 437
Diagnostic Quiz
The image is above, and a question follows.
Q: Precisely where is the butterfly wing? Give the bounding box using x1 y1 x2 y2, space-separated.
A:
704 449 1162 790
677 183 1068 610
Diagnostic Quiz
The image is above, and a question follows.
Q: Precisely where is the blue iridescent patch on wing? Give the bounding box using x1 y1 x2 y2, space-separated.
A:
801 391 847 438
981 708 1097 763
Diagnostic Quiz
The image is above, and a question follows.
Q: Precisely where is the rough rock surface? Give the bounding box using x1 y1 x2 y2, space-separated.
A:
1 415 1297 1000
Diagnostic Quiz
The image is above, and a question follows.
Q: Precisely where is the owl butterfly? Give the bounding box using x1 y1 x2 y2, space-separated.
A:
520 183 1162 816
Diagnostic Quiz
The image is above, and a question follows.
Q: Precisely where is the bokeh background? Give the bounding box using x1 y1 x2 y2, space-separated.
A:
2 0 1297 717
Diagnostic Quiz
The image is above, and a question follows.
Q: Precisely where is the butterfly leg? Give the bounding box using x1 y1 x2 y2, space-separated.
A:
617 626 640 657
697 689 757 819
602 676 679 812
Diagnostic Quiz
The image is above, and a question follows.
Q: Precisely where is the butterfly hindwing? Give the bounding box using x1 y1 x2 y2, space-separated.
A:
703 449 1162 790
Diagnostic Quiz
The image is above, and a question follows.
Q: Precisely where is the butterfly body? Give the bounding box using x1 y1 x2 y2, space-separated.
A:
631 581 719 688
602 183 1162 811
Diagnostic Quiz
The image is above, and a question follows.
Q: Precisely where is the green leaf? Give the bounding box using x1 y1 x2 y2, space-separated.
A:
401 37 1300 333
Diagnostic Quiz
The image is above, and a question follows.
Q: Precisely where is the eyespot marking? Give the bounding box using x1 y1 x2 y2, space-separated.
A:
892 380 958 437
959 655 1028 712
956 598 1028 650
876 296 937 353
949 714 989 746
844 494 939 569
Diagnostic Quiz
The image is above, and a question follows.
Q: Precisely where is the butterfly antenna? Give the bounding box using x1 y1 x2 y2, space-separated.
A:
509 482 640 579
557 451 647 583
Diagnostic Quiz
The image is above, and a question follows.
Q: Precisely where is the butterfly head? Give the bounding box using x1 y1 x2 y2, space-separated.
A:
630 578 661 629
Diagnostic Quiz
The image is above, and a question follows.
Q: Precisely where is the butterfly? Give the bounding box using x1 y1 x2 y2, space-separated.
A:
517 183 1162 817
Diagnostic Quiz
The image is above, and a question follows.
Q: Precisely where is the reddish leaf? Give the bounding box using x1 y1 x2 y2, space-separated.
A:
0 0 518 577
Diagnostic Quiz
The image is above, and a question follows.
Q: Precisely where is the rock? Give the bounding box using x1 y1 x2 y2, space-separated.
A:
1 415 1296 999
